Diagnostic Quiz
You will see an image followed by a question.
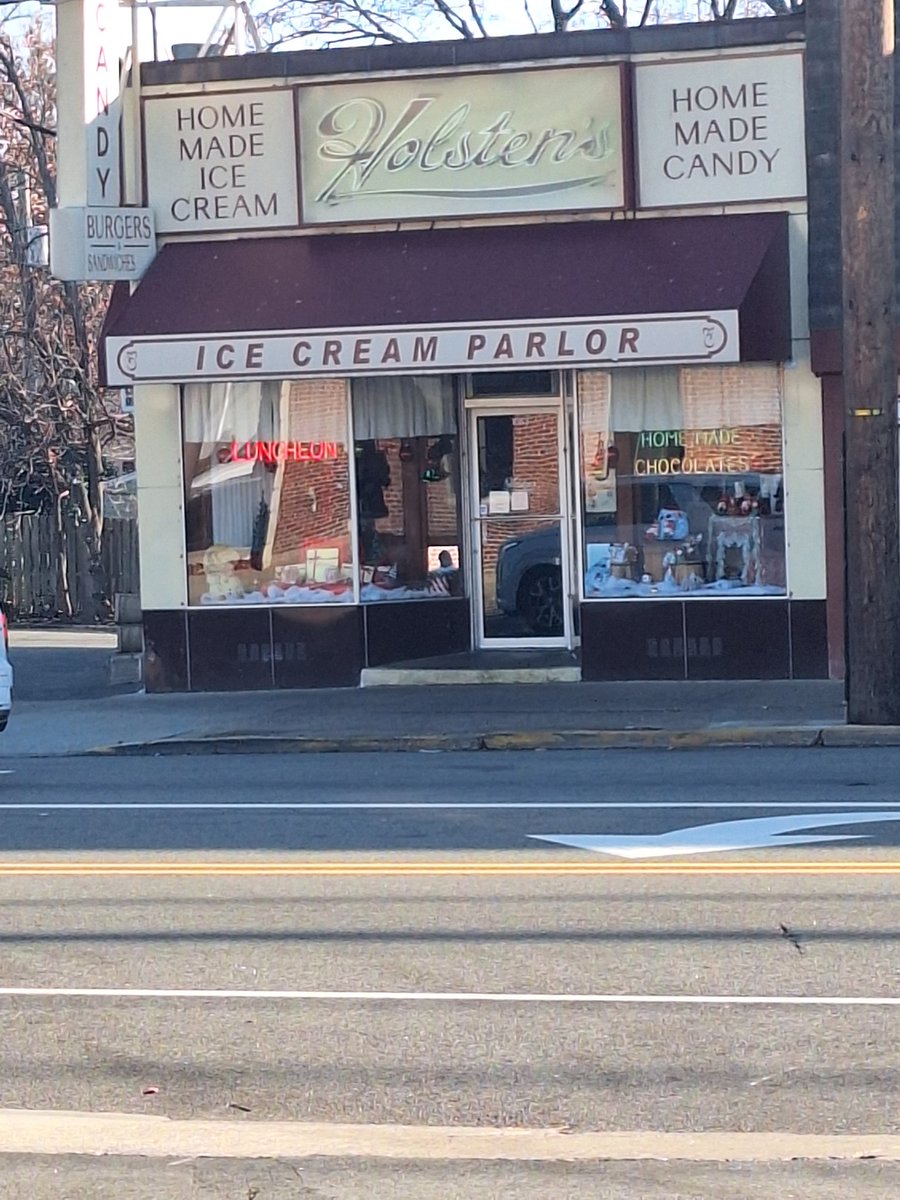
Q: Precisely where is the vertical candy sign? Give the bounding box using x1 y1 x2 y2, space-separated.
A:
84 0 121 206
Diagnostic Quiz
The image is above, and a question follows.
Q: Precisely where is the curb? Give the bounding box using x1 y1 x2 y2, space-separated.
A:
818 725 900 747
81 725 883 756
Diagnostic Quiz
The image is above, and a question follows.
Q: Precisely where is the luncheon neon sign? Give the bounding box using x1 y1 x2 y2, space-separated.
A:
229 439 340 463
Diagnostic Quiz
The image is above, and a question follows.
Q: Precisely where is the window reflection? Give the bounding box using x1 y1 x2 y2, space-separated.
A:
183 380 353 606
352 377 463 601
579 367 787 599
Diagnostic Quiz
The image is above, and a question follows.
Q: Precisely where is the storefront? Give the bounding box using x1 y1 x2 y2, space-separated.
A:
100 16 826 690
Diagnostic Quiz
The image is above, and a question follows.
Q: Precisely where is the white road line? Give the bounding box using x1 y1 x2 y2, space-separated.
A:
0 987 899 1006
0 801 898 811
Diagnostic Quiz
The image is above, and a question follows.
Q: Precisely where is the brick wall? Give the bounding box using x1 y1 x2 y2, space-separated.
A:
366 439 461 546
375 440 406 537
680 366 781 430
270 379 351 563
426 473 459 541
511 413 559 513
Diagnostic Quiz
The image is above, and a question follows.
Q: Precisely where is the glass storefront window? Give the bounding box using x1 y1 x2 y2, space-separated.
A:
182 380 354 606
352 376 463 602
467 371 559 398
474 412 566 639
578 366 786 599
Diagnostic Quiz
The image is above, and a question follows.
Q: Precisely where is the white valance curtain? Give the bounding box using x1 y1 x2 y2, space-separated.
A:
609 368 681 433
351 376 457 440
604 365 783 433
182 381 279 452
183 381 279 551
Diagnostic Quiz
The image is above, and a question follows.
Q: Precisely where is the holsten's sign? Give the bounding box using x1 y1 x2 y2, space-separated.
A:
635 51 805 208
298 65 625 223
144 90 300 234
106 313 738 386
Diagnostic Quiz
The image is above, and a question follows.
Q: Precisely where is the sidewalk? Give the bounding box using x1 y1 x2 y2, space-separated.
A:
0 675 876 758
3 626 891 758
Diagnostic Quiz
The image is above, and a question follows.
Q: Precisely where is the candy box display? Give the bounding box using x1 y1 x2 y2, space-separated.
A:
656 509 690 540
642 533 705 585
609 543 637 565
608 542 637 579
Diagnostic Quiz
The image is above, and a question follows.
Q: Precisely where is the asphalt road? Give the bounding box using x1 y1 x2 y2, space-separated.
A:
2 747 900 1198
2 746 900 852
6 629 127 702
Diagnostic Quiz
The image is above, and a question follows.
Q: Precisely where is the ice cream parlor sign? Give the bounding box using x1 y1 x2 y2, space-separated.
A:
106 312 739 386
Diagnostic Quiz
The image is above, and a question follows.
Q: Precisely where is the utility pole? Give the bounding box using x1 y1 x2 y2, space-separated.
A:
841 0 900 724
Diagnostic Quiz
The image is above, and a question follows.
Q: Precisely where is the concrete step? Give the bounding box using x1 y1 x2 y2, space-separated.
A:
361 665 581 686
108 652 143 686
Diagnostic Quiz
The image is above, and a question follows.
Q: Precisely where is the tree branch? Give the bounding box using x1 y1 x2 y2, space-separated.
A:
550 0 588 31
598 1 626 30
521 0 540 33
431 0 472 38
0 38 56 206
2 110 55 137
466 0 488 38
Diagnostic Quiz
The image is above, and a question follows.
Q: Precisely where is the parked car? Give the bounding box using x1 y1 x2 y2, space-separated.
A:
0 604 11 732
495 524 566 636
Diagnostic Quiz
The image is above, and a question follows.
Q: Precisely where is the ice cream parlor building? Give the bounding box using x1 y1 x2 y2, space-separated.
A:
98 12 828 691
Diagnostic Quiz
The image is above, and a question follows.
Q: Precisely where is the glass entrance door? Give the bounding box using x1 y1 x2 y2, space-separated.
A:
469 407 572 648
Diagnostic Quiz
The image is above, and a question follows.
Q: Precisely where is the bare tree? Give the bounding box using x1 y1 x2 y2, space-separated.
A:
0 16 130 620
255 0 804 48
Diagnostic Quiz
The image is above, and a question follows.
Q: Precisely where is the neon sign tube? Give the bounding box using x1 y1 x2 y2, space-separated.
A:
228 440 340 463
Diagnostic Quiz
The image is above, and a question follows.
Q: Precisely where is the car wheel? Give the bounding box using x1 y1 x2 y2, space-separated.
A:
517 566 564 636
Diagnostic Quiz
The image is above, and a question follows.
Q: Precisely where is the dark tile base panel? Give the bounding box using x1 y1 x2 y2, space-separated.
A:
143 610 189 693
143 607 364 692
144 597 828 691
143 601 468 691
580 599 828 681
364 598 471 668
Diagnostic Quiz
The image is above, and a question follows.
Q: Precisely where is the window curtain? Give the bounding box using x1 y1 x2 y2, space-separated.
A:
183 381 279 550
182 380 279 451
351 376 457 439
609 367 682 433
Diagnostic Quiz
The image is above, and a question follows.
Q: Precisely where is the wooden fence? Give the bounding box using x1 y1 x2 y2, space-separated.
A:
0 513 139 621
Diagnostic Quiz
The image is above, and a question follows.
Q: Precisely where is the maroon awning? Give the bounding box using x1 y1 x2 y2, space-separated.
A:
102 212 790 379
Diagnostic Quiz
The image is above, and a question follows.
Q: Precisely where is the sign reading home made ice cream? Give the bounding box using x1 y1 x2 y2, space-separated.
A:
635 52 806 208
298 65 625 224
144 89 300 233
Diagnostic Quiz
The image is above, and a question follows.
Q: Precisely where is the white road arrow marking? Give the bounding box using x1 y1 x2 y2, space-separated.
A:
529 811 900 859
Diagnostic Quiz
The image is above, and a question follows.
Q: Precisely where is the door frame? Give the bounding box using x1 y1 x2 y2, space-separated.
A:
466 398 575 650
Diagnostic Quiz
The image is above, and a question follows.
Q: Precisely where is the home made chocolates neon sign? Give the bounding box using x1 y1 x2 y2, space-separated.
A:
227 440 340 463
